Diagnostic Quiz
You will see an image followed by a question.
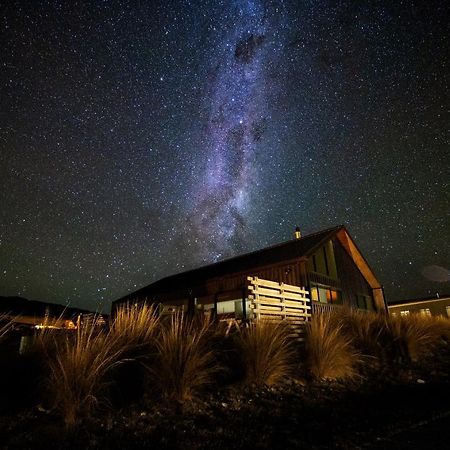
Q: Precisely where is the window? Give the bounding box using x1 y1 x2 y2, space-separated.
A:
357 294 374 311
419 308 431 317
310 284 341 304
307 241 337 279
400 310 410 316
446 306 450 318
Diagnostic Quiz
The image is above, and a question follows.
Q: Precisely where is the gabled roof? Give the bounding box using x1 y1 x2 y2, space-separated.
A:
115 226 345 302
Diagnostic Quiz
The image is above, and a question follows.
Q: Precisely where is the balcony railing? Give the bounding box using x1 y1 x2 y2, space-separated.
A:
311 302 343 315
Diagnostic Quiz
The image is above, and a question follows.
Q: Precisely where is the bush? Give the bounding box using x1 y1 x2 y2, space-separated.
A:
0 314 12 341
109 302 161 405
45 319 125 428
336 308 386 363
110 302 160 354
305 313 361 381
150 312 216 407
385 314 449 363
237 320 296 386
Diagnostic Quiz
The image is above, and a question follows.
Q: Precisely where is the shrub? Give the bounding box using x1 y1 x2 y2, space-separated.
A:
110 302 160 353
109 302 161 405
45 318 125 428
385 314 448 363
237 320 296 386
0 314 12 340
305 313 361 381
336 308 385 362
150 312 216 406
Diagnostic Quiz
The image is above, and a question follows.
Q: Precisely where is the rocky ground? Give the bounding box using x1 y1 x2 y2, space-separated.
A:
1 365 450 450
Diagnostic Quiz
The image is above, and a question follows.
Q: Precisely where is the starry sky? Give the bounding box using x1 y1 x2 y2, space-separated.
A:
1 0 449 312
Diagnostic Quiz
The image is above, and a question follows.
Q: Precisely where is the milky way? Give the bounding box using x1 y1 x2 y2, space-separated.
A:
1 0 449 310
191 1 273 261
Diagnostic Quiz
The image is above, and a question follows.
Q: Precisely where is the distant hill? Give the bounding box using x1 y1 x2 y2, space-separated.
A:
0 296 95 319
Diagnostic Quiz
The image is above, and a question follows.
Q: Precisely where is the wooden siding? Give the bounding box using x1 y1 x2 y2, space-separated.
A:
333 238 374 309
134 259 309 310
308 272 341 289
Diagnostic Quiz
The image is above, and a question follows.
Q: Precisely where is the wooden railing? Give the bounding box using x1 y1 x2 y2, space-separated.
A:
311 302 343 315
247 276 311 324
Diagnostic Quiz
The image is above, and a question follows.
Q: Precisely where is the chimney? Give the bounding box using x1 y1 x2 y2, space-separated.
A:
294 226 301 240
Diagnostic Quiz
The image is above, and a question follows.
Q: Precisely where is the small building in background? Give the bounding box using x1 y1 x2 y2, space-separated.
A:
113 225 387 318
0 296 98 331
388 295 450 318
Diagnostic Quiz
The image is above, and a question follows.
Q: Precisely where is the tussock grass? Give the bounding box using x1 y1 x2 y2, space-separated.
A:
237 320 296 386
109 302 161 405
110 302 160 352
305 313 361 381
385 314 448 362
151 312 216 405
0 314 12 340
336 308 386 361
45 318 125 428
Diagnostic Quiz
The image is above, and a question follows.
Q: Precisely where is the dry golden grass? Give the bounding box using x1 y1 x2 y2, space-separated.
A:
110 302 160 352
305 313 361 381
237 320 297 386
151 312 216 405
385 313 449 362
46 318 125 428
0 314 12 340
336 308 386 360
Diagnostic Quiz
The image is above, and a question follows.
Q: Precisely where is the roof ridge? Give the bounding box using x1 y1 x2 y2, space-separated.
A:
115 225 345 300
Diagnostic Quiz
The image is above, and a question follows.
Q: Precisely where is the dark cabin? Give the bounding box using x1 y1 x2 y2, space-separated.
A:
112 226 386 317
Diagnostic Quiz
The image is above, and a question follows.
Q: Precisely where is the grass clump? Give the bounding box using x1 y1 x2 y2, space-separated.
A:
336 308 386 362
305 313 361 381
0 314 12 340
151 312 216 406
237 320 296 386
110 302 160 352
386 313 448 363
45 318 125 428
109 302 161 405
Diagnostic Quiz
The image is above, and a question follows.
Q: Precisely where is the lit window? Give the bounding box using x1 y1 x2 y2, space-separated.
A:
419 308 431 317
400 310 410 316
446 306 450 318
310 284 341 304
310 286 319 302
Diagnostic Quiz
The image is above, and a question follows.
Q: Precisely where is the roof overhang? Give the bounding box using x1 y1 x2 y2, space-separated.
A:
335 228 382 290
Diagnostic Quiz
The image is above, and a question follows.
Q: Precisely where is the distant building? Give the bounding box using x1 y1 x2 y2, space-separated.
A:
388 295 450 318
113 225 387 318
0 296 103 330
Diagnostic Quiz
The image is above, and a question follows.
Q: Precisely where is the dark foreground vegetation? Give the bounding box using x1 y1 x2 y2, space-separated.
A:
1 307 450 449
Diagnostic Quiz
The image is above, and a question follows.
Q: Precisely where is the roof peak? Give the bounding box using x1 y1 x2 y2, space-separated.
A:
114 225 346 303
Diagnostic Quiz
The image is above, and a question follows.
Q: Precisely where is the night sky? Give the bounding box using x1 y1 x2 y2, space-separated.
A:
1 0 449 312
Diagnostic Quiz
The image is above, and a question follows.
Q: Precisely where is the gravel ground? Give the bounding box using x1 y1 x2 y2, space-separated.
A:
1 369 450 450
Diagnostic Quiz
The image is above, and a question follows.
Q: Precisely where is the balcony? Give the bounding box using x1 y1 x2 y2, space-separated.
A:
311 301 343 315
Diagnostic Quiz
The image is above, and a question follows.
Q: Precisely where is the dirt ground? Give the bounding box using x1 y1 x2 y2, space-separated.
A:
1 369 450 450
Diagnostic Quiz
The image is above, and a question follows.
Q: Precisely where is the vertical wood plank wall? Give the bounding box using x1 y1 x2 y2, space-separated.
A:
333 239 374 308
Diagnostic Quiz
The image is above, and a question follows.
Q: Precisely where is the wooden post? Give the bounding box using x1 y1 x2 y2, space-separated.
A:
213 293 218 320
187 290 195 317
242 287 247 320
